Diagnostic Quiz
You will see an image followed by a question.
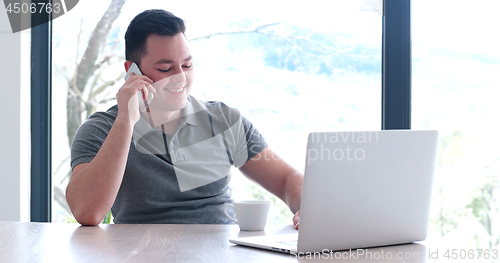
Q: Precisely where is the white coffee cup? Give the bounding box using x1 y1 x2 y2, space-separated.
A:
224 201 270 231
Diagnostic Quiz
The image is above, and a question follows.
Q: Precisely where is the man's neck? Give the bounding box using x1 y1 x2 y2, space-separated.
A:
141 108 182 136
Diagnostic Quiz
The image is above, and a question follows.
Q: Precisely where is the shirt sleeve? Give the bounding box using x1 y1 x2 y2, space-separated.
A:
70 114 113 170
214 103 267 168
241 115 268 161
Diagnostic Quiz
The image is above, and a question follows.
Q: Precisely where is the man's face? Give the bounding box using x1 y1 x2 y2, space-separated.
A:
139 33 194 112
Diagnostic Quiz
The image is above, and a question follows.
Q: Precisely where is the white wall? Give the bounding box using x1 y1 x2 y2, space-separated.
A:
0 4 31 221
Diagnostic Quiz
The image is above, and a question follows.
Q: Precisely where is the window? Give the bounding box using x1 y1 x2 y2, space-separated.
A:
51 0 382 223
412 0 500 248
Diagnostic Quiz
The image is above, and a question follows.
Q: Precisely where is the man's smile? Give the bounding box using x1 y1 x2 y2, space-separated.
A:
165 86 185 93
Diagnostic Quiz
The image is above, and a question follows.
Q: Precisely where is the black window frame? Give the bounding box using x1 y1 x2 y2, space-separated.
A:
31 2 52 222
382 0 411 129
29 0 411 221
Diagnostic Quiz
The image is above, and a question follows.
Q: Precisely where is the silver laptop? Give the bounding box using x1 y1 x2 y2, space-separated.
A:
230 130 439 253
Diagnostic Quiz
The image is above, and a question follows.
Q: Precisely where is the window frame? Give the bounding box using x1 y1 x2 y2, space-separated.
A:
30 4 52 222
382 0 411 129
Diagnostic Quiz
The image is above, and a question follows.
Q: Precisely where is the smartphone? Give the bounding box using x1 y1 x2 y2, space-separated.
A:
124 62 153 112
124 62 142 81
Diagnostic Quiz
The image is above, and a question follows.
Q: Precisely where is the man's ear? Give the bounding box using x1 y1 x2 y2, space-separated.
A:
124 61 133 71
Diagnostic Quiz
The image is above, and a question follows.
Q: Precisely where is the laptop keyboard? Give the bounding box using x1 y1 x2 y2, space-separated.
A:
278 240 298 246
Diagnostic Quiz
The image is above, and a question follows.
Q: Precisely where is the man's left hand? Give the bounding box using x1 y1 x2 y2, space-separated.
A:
293 210 300 230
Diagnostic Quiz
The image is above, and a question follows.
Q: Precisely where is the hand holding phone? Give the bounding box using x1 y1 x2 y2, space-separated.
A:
124 62 154 112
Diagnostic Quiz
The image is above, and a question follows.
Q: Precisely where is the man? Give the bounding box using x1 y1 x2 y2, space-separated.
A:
66 9 303 228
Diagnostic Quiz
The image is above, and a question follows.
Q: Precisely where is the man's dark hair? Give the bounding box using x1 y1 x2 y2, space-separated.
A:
125 9 186 64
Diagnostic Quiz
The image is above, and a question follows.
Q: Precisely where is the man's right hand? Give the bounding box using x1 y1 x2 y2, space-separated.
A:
67 73 155 226
116 73 155 127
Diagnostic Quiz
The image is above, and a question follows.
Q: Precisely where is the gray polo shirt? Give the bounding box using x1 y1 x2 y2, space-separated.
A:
71 96 267 224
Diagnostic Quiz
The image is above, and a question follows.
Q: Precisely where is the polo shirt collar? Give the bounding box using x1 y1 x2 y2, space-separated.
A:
182 96 197 126
133 97 197 142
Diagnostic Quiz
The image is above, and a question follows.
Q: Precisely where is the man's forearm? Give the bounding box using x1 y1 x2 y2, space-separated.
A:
66 116 133 225
239 147 304 215
285 171 303 214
